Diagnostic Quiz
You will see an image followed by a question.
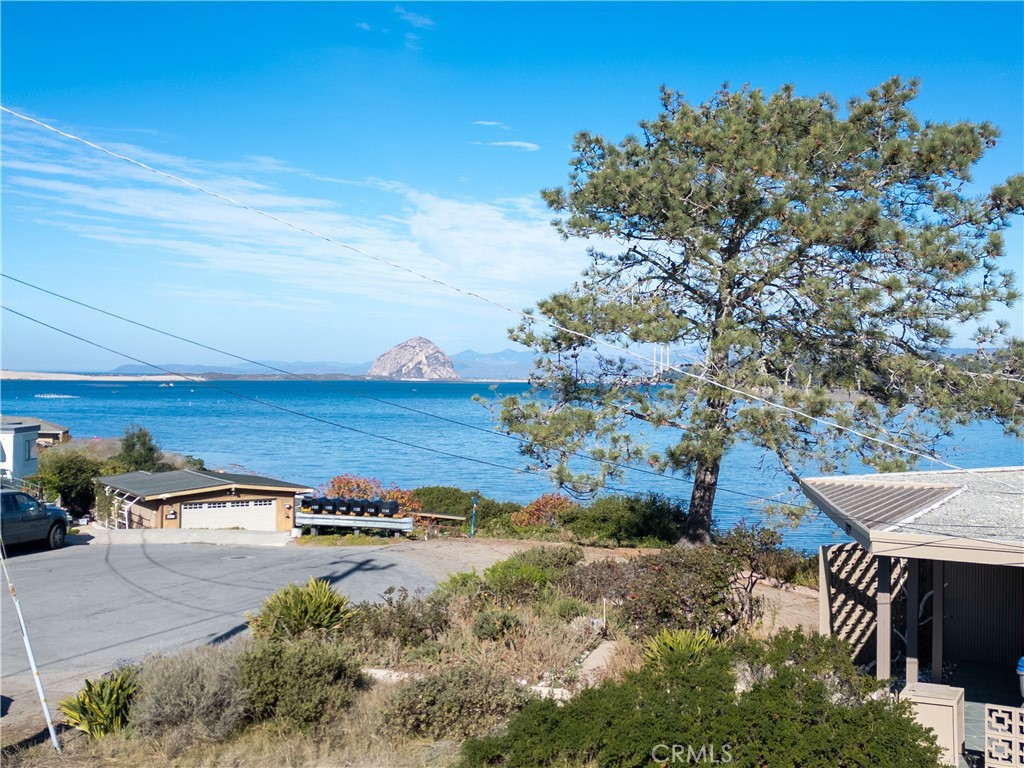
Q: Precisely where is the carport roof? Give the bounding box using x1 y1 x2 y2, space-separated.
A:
99 469 311 499
800 466 1024 566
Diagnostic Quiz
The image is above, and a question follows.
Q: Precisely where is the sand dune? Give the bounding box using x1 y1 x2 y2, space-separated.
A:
1 370 186 382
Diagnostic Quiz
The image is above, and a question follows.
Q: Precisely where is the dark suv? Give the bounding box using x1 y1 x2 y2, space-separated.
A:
0 489 69 549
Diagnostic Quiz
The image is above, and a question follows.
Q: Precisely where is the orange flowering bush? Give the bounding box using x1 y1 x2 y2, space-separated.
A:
511 493 578 528
318 474 424 517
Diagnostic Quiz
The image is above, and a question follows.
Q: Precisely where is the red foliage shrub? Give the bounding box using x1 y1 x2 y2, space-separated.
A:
318 474 424 516
511 493 578 528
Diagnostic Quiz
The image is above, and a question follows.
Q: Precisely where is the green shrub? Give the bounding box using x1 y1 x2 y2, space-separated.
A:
558 545 756 639
559 492 685 546
238 636 367 728
130 644 246 751
381 664 534 740
348 586 449 650
59 666 139 738
471 610 523 642
411 485 476 516
246 577 354 640
483 545 584 604
550 596 588 620
460 632 942 768
435 570 486 599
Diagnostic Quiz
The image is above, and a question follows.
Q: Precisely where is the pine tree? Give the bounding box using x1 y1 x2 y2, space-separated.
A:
501 78 1024 543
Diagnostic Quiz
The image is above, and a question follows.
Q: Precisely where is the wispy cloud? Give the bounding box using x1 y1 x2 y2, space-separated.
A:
394 5 435 29
355 21 371 31
1 117 584 340
489 141 540 152
473 120 510 130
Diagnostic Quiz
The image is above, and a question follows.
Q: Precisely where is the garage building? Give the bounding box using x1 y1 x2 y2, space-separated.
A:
98 469 313 531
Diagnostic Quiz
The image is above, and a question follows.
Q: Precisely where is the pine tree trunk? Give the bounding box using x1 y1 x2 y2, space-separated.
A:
681 456 720 545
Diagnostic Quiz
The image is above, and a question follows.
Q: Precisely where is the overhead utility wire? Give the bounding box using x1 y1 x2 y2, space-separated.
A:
2 105 1016 490
2 305 685 504
2 306 538 480
8 305 1014 540
5 306 1016 538
0 272 800 509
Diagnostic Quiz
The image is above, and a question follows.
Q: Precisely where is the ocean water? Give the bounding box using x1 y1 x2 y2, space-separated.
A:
3 379 1022 551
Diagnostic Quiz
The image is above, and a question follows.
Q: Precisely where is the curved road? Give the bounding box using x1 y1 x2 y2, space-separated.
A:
1 528 438 741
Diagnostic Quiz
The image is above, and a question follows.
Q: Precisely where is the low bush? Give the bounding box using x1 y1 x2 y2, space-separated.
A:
380 664 534 740
471 610 523 642
348 586 449 652
321 473 424 516
238 636 367 729
460 631 942 768
558 545 756 639
511 493 579 528
246 577 354 640
483 545 584 604
130 644 246 752
59 666 139 738
559 492 686 546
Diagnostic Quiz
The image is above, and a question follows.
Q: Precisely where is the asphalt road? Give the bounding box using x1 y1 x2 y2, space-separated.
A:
1 531 436 739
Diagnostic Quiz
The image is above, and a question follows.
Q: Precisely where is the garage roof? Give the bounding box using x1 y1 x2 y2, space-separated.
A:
99 469 311 500
800 466 1024 566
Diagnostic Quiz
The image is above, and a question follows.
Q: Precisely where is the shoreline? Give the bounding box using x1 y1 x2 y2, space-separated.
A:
2 370 185 382
0 370 528 384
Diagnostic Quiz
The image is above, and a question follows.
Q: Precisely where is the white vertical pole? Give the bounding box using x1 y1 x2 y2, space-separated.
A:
1 555 62 752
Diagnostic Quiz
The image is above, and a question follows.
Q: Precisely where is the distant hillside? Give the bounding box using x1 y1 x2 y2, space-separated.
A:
450 349 535 379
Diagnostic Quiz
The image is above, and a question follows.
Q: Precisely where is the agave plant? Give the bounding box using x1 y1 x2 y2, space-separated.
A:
59 666 139 738
246 576 355 640
642 628 719 668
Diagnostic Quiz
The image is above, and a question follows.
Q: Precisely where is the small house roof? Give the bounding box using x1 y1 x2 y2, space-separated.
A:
99 469 311 500
1 416 69 436
801 466 1024 567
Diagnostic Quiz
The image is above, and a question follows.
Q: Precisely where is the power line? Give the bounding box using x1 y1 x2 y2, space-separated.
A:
7 304 1018 542
2 105 1018 490
0 272 803 508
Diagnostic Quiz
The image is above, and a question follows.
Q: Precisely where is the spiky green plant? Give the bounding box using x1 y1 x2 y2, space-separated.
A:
59 667 139 738
246 576 355 640
642 628 718 668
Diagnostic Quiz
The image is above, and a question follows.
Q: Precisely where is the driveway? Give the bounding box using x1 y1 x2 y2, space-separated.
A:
0 527 443 743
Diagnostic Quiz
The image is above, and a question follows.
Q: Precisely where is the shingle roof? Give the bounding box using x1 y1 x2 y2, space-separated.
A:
801 467 1024 545
98 469 310 499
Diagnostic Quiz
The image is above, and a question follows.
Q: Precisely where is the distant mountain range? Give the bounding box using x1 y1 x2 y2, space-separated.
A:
108 345 995 382
110 347 539 380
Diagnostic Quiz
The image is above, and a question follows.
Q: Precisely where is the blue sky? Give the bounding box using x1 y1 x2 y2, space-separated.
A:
2 1 1022 372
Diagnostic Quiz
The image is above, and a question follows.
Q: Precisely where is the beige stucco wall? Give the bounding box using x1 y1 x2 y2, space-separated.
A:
126 488 298 531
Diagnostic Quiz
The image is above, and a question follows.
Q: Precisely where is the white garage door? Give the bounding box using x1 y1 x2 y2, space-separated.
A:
180 499 277 531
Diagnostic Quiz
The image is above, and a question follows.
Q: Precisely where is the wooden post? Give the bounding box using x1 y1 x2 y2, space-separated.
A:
931 560 944 683
906 558 919 686
818 545 833 635
876 555 892 680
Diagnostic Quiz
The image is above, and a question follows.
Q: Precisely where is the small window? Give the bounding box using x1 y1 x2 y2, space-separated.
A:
24 441 32 461
253 499 274 507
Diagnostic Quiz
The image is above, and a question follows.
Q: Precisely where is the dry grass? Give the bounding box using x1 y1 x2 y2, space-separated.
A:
406 596 604 689
3 687 462 768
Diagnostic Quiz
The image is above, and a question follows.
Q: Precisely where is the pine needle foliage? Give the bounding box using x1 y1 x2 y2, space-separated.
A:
501 77 1024 543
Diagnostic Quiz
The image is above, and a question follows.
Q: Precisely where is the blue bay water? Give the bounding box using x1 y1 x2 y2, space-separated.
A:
3 379 1021 551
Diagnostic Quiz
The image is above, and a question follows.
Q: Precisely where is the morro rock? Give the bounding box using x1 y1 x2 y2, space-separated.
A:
368 337 460 380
